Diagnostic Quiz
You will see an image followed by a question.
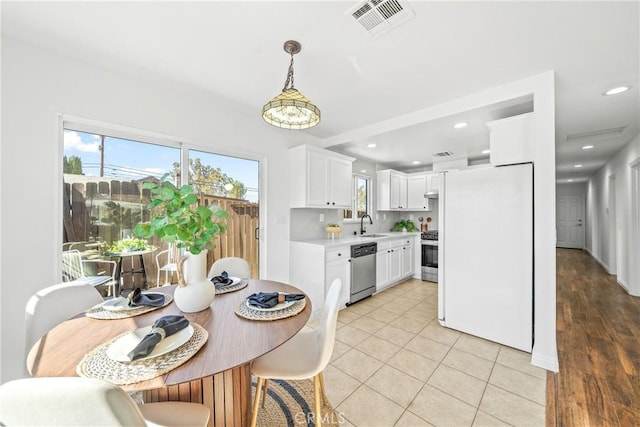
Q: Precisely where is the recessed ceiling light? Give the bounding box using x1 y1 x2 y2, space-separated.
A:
581 145 594 150
603 86 630 96
412 161 420 165
482 149 491 154
453 122 468 129
568 179 574 182
367 143 377 148
360 169 367 173
574 164 583 168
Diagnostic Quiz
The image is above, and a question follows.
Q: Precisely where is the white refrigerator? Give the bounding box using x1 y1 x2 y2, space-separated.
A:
438 163 533 352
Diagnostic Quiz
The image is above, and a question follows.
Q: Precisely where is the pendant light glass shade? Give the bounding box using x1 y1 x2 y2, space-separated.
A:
262 88 321 129
262 40 320 130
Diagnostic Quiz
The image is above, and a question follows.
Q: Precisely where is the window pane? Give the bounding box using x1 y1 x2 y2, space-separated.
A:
187 149 260 276
62 129 180 294
355 176 369 218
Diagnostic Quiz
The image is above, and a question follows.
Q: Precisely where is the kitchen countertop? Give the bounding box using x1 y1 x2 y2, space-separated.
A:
292 231 421 247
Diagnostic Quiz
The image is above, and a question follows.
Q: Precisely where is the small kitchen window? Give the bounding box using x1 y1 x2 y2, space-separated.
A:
344 175 371 221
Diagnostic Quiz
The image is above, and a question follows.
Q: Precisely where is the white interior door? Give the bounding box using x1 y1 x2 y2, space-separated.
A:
556 194 585 249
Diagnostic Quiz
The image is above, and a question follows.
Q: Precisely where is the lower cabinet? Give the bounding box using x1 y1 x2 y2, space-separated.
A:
376 240 402 291
290 242 351 311
325 248 351 309
291 236 418 310
401 240 414 278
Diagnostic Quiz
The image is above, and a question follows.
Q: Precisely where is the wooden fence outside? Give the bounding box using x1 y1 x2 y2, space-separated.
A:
63 177 259 290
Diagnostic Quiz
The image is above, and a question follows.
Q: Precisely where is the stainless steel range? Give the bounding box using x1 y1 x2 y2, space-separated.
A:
421 230 438 282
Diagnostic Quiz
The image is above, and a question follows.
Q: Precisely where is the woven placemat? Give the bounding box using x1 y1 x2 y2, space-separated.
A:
234 298 306 321
215 279 248 295
77 323 208 385
86 294 173 319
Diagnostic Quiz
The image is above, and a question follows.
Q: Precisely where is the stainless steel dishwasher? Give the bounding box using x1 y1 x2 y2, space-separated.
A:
348 242 377 305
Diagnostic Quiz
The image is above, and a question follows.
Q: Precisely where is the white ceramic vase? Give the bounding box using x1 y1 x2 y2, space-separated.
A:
174 250 215 313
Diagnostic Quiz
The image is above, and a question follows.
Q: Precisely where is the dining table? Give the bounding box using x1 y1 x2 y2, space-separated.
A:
27 280 311 427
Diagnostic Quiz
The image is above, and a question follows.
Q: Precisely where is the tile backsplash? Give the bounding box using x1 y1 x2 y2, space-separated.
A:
289 199 439 241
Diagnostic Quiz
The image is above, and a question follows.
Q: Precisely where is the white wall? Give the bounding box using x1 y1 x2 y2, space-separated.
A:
585 134 640 295
0 37 320 382
557 182 586 196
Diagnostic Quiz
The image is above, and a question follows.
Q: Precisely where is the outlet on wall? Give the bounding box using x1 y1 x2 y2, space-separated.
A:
383 214 387 220
319 213 324 222
409 214 414 220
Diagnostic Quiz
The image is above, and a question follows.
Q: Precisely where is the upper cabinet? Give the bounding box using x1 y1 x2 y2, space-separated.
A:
289 145 355 209
426 173 440 196
486 113 534 166
377 170 408 210
407 173 429 210
379 170 439 211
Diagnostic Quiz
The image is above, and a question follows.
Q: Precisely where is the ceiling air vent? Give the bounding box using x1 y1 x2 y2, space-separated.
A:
347 0 415 37
433 151 454 157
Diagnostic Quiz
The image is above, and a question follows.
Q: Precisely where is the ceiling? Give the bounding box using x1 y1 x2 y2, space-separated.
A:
2 1 638 182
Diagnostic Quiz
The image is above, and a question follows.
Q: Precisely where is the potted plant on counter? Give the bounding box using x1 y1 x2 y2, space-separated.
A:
134 176 229 312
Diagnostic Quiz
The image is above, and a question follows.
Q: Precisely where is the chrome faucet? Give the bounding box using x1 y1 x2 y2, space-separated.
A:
360 214 373 234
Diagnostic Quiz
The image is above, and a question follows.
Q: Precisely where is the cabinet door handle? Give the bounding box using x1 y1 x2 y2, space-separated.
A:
337 253 341 256
332 202 335 205
254 227 260 240
326 202 330 205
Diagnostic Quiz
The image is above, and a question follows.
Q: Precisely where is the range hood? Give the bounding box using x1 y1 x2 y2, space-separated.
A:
426 189 438 198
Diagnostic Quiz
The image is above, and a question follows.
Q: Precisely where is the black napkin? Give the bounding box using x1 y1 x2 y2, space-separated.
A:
127 315 190 361
211 271 234 287
247 292 305 309
127 287 165 308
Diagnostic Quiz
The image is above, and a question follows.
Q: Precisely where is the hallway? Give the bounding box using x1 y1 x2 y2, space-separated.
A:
548 249 640 426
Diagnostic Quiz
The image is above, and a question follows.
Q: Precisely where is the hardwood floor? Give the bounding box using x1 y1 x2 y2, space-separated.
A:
549 249 640 426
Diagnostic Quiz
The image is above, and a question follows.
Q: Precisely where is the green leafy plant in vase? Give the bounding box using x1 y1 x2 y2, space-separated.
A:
134 176 229 312
391 219 417 232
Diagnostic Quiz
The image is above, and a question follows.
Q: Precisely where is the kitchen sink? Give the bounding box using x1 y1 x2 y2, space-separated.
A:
357 234 389 238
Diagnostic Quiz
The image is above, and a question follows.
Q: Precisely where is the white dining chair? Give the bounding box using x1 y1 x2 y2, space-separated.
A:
250 279 342 427
0 377 210 427
25 281 104 361
208 256 251 279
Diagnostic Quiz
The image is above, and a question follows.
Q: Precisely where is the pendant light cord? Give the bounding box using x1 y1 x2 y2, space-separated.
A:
282 52 295 92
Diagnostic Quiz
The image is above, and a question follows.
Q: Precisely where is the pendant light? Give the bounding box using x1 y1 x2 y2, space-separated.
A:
262 40 320 130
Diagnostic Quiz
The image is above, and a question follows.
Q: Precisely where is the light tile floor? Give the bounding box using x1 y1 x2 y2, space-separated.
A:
324 279 546 427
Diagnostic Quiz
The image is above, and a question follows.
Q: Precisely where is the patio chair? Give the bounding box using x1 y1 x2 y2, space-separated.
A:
61 250 117 296
155 243 178 286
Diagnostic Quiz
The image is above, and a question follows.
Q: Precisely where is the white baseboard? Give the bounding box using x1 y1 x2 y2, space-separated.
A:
585 247 611 273
617 277 630 292
531 352 559 372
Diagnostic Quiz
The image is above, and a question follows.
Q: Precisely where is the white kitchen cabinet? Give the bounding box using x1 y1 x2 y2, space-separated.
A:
388 244 402 283
376 239 402 290
377 170 408 210
376 250 389 289
325 247 351 308
289 145 355 208
401 239 414 278
486 113 534 166
407 173 430 210
290 242 351 311
426 173 441 196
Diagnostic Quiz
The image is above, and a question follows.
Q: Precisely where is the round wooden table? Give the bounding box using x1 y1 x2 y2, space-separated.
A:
27 281 311 427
